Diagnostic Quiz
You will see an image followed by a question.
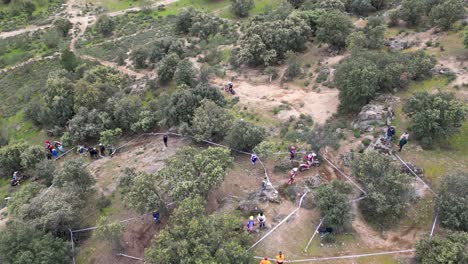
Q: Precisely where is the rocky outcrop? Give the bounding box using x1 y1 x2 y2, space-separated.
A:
384 38 414 50
352 96 400 132
400 162 424 177
305 174 322 188
365 138 393 155
260 184 280 203
238 199 261 216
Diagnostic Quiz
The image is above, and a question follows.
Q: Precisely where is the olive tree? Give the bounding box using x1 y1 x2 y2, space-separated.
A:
174 59 197 87
416 232 468 264
157 53 180 83
316 10 353 48
95 216 124 251
429 0 465 30
122 172 165 214
69 107 111 143
352 152 413 227
436 173 468 231
96 15 115 36
400 0 425 26
20 145 45 172
188 99 233 142
403 92 466 147
53 159 95 197
145 196 252 263
315 180 353 232
230 0 254 17
226 120 265 152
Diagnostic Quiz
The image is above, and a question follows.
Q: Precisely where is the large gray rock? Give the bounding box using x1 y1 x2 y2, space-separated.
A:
238 199 261 216
365 137 393 155
305 174 322 188
400 162 424 177
352 96 400 132
385 38 414 50
260 184 281 203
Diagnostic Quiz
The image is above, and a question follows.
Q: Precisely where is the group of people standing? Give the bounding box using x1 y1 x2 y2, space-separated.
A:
45 140 65 159
384 125 409 152
246 212 267 233
259 252 285 264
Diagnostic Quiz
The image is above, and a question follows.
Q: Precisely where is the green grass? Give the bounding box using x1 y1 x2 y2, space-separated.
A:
400 76 450 97
220 0 280 18
447 121 468 154
100 0 137 11
427 30 468 58
0 112 44 144
153 0 230 17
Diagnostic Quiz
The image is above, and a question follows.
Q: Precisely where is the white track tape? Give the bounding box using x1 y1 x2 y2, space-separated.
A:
117 253 143 261
304 217 325 253
320 155 367 194
254 249 415 262
430 211 438 239
393 154 435 194
247 192 308 251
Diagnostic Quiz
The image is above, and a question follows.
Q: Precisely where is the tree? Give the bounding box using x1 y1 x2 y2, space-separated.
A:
157 83 225 127
350 0 376 15
230 0 254 17
288 0 305 8
225 120 265 152
20 145 45 172
159 147 233 200
99 128 122 147
112 96 142 131
69 107 111 143
60 49 78 72
7 183 43 217
157 53 180 83
34 159 56 186
346 31 367 51
0 222 70 264
0 142 28 178
400 0 425 26
122 172 165 214
352 152 412 227
415 232 468 264
174 59 197 87
315 180 353 232
45 71 75 127
316 10 353 48
131 110 158 132
318 0 345 11
429 0 465 30
405 50 436 80
253 140 280 160
96 15 115 36
53 159 95 197
144 196 252 263
131 47 148 69
18 188 79 236
95 216 124 251
334 56 380 112
285 51 302 79
302 123 341 151
363 16 386 49
436 173 468 231
53 18 72 37
22 0 35 17
403 92 466 146
188 99 233 142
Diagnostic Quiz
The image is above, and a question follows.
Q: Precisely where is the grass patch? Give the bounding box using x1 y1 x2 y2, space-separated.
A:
154 0 230 17
400 76 450 97
428 30 468 58
0 112 44 144
447 121 468 154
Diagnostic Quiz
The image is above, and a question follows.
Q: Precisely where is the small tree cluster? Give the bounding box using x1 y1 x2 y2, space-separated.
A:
436 173 468 231
416 232 468 264
145 196 252 263
335 50 436 112
403 92 466 147
315 180 353 232
398 0 464 29
96 15 115 36
316 10 353 48
230 0 254 17
226 120 266 152
175 8 232 40
352 152 412 227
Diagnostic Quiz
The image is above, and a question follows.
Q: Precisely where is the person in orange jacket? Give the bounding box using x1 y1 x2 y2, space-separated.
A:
259 257 271 264
275 251 285 264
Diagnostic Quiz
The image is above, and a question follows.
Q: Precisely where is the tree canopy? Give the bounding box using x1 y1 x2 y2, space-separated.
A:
316 10 353 48
188 99 233 142
315 180 353 232
226 120 265 152
436 173 468 231
403 92 466 147
144 196 252 263
416 232 468 264
352 152 412 227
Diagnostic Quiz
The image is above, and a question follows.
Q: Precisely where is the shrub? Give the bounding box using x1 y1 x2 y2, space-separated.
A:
316 10 353 48
188 99 233 142
436 173 468 231
230 0 254 17
403 92 466 147
53 18 73 37
96 15 115 36
285 51 302 79
416 232 468 264
315 180 353 232
174 59 197 87
226 120 265 151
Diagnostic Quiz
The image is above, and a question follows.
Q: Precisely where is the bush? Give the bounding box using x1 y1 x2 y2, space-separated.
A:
226 120 265 151
285 51 302 79
429 0 465 30
416 232 468 264
174 59 197 87
69 107 111 143
230 0 254 17
400 0 425 26
316 10 353 48
188 99 233 142
353 152 412 227
20 145 45 172
96 15 115 36
0 142 28 178
315 180 353 232
436 173 468 231
158 53 180 83
60 49 78 72
53 18 72 37
302 124 340 151
53 159 95 197
403 92 466 147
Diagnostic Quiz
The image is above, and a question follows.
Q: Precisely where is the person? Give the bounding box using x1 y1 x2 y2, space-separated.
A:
305 153 316 165
152 211 160 224
289 145 296 162
11 171 20 186
399 132 409 152
99 143 105 156
384 126 396 144
163 134 168 147
54 141 64 153
251 154 258 166
275 251 285 264
78 146 85 154
107 144 113 156
257 212 266 229
47 152 52 160
259 257 271 264
51 148 58 159
261 177 268 192
288 167 298 185
45 140 54 153
246 216 255 233
226 80 233 94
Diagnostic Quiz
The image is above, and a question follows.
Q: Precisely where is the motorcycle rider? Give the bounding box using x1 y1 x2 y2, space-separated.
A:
288 167 298 185
305 152 317 165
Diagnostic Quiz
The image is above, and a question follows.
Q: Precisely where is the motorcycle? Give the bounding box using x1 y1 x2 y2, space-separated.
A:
10 172 29 186
298 159 321 171
224 84 236 95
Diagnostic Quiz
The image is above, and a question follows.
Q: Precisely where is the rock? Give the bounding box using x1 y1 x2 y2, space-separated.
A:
305 174 322 188
365 137 393 155
352 96 401 132
217 195 240 213
301 194 315 210
400 162 424 177
260 184 281 203
342 152 354 167
238 200 261 216
384 38 413 50
273 214 287 223
284 185 310 203
431 67 455 76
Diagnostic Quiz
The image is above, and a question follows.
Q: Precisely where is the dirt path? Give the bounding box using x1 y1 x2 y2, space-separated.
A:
0 24 52 39
0 53 60 75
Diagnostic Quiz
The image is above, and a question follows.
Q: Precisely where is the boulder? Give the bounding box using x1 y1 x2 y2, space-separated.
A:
341 152 354 167
384 38 414 51
260 184 281 203
305 174 322 188
284 185 310 203
400 162 424 177
365 137 393 155
238 199 261 216
352 96 400 132
217 195 240 213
